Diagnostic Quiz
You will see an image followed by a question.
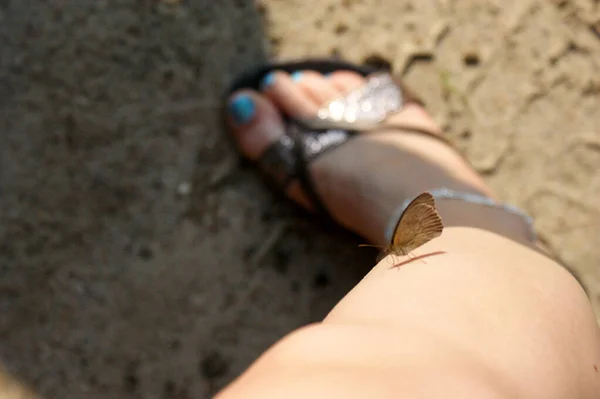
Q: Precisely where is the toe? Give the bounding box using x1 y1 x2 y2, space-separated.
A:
226 89 286 160
226 88 314 210
327 71 365 93
260 69 358 120
291 70 341 105
260 71 319 119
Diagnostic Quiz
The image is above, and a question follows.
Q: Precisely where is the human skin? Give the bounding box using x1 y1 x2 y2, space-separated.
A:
216 227 599 399
217 69 600 398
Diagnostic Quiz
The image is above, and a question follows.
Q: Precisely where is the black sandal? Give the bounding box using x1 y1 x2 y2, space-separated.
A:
224 58 449 222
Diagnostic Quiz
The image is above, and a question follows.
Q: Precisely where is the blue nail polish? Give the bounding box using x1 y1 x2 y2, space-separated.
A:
291 71 303 81
261 72 276 89
229 94 256 125
324 72 332 78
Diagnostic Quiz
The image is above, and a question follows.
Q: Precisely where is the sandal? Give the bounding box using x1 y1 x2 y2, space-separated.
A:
225 59 453 220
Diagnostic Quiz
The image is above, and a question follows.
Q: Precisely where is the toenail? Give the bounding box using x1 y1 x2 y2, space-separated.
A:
324 72 332 78
260 72 276 89
291 71 303 82
228 94 256 125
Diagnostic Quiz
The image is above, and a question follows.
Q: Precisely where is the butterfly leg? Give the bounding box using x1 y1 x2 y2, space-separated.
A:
406 251 426 265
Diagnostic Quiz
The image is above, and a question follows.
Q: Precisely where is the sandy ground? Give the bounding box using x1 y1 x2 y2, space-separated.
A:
0 0 598 397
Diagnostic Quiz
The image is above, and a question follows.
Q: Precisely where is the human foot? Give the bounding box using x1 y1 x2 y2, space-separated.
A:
225 63 536 247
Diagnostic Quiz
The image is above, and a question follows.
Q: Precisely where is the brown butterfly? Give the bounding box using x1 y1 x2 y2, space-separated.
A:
361 192 444 260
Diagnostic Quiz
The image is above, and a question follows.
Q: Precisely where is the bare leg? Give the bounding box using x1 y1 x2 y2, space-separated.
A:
217 70 600 398
217 227 599 398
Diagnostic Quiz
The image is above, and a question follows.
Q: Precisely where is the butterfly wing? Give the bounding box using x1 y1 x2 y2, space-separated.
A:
391 193 443 254
409 192 436 208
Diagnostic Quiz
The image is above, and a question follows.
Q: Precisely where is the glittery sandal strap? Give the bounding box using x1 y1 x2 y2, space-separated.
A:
255 123 354 216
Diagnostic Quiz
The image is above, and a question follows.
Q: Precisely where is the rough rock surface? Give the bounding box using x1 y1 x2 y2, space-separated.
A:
0 0 598 397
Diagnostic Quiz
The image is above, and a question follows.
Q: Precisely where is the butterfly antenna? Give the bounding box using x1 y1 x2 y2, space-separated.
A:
358 244 384 249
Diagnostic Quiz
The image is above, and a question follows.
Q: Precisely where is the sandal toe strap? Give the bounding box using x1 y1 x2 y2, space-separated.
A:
256 125 356 216
294 123 354 162
257 134 298 189
253 69 436 220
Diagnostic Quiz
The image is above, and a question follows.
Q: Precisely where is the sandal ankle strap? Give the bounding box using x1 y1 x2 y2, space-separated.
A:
384 188 537 244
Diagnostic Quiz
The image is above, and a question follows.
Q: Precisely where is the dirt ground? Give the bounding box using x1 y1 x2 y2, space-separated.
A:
0 0 598 398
